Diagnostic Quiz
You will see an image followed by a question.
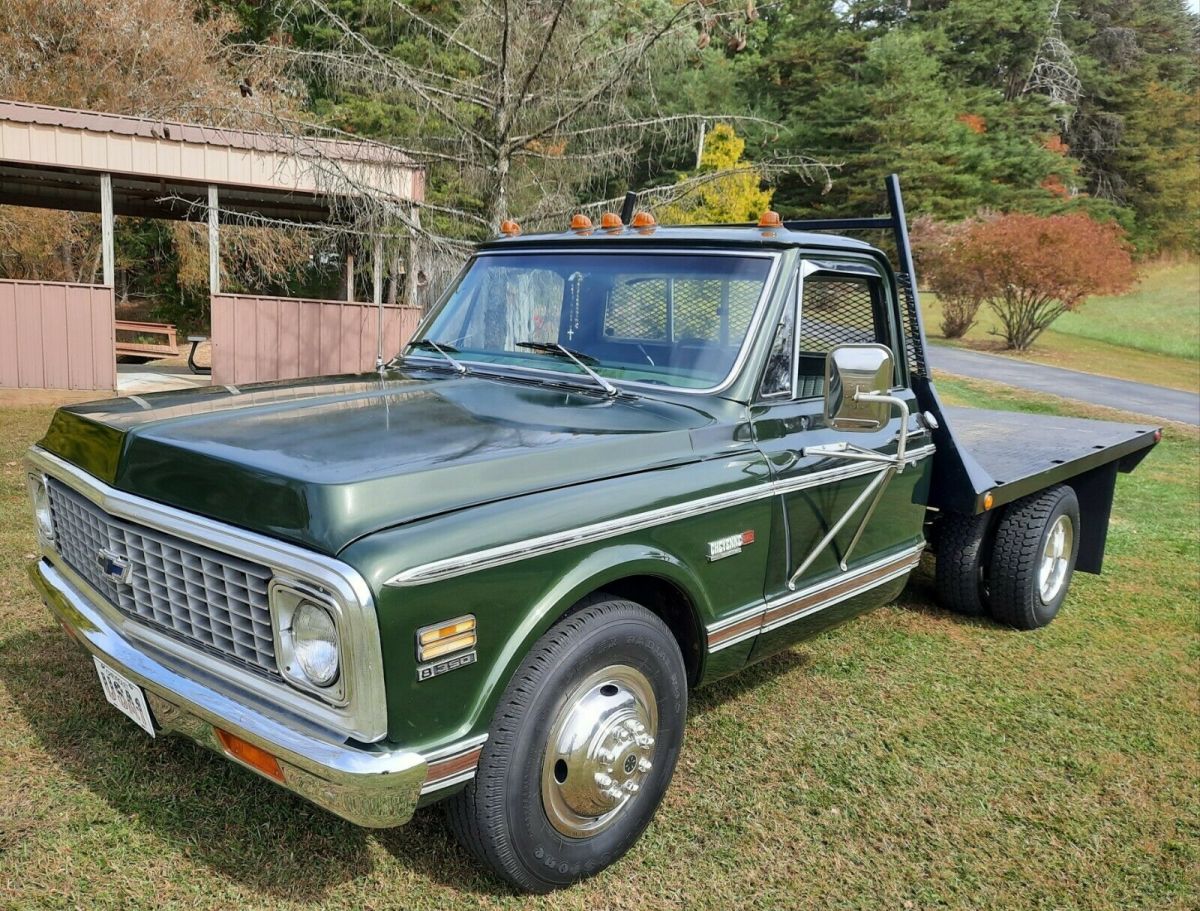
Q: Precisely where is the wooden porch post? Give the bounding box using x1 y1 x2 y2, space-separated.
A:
99 173 114 288
373 233 384 369
207 185 220 295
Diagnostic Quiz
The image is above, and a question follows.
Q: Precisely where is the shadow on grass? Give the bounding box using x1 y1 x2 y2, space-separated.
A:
689 648 811 717
0 625 506 900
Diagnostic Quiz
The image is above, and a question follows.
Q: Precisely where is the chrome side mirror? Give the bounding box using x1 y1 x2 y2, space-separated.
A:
824 344 895 431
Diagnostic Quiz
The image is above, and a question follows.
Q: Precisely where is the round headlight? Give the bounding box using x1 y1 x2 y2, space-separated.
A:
30 478 54 543
291 601 339 686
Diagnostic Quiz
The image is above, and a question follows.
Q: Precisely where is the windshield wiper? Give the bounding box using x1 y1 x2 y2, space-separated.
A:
406 337 468 375
514 340 598 364
515 340 618 397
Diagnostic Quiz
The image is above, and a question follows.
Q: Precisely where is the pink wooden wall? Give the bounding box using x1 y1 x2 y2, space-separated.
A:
210 293 423 385
0 280 115 390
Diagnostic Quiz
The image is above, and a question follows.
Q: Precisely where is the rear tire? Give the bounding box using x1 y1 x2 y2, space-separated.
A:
445 595 687 892
934 511 993 616
988 485 1080 630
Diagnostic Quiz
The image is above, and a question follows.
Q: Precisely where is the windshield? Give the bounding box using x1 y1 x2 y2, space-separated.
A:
411 251 775 390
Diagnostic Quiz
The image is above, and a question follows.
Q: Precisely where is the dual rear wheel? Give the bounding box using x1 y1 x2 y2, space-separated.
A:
935 484 1081 629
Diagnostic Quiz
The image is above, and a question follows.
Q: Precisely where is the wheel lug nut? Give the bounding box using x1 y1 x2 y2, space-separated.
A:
616 728 632 742
638 758 652 772
604 787 624 801
595 773 613 788
628 720 645 733
623 781 640 794
637 734 654 747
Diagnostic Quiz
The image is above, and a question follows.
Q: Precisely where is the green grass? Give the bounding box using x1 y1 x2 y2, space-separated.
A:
922 260 1200 392
1 391 1197 910
1052 262 1200 361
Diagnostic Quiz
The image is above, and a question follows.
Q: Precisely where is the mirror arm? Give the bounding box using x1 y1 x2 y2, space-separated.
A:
786 389 914 589
786 466 892 590
852 389 910 465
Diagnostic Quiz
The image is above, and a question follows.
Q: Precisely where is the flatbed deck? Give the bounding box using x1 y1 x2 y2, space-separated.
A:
942 407 1160 510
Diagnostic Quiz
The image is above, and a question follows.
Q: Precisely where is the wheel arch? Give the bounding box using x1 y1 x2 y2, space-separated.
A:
469 545 713 737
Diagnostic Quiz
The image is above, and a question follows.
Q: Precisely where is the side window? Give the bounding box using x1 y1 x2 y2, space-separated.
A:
796 276 888 398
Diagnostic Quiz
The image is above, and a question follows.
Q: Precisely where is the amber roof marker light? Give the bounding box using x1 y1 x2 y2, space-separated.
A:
630 211 657 233
600 212 623 230
499 219 521 236
758 210 783 229
570 213 594 233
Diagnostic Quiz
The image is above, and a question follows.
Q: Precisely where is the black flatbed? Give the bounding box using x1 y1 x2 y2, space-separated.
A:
931 406 1160 513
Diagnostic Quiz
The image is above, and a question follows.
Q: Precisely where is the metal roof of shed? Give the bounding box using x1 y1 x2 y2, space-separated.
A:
0 100 423 222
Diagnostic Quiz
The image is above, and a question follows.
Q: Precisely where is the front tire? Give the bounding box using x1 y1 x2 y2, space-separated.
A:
988 485 1080 630
445 595 687 892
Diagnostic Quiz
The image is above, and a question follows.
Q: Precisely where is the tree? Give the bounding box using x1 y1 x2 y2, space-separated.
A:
660 124 774 225
1064 0 1200 253
0 0 317 330
910 216 983 338
770 27 1078 221
274 0 812 232
921 212 1135 350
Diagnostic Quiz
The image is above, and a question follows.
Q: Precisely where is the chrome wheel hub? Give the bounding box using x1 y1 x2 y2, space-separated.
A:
540 665 658 838
1038 514 1073 603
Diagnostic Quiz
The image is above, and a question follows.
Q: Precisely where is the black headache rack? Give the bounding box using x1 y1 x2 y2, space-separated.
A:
775 175 1160 532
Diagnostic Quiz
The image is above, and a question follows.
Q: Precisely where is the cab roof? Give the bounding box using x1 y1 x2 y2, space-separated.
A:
478 223 879 254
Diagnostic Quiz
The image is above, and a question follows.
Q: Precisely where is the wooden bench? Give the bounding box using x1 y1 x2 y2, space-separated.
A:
114 320 179 360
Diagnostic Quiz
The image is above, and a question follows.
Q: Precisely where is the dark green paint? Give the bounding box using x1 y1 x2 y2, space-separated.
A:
36 231 932 756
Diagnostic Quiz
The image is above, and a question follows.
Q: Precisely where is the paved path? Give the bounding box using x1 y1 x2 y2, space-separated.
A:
927 344 1200 426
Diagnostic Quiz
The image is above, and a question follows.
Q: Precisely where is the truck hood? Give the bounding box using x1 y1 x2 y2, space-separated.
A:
38 370 714 554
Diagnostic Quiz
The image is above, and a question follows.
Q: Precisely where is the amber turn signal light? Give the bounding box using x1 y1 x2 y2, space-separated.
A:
499 219 521 236
983 491 995 511
758 210 783 228
417 615 477 662
215 728 284 782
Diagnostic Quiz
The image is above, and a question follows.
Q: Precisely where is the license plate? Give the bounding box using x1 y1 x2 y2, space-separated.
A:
94 656 155 737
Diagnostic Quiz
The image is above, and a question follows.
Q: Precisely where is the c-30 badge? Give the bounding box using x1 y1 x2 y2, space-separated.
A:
707 530 756 562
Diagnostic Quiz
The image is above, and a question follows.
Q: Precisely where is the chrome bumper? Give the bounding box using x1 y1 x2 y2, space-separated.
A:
29 558 427 828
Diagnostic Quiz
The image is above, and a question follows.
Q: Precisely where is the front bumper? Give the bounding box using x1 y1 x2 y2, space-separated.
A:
29 558 427 828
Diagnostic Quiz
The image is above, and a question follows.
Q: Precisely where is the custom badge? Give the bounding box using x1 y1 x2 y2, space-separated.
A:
707 530 756 562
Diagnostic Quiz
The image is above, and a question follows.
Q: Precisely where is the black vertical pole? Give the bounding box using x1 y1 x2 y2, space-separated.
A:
885 173 929 345
619 191 638 223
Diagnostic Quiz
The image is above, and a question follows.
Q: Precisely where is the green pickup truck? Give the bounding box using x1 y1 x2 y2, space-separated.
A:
26 178 1159 892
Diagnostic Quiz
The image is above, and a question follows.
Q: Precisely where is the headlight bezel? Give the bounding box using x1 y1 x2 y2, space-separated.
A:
269 580 348 704
27 473 55 546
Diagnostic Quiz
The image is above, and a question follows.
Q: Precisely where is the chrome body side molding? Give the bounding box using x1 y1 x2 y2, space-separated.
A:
386 444 936 588
706 544 925 652
420 734 489 794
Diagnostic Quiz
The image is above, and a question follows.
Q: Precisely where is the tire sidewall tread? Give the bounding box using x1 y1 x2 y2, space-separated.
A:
988 485 1081 630
445 595 686 892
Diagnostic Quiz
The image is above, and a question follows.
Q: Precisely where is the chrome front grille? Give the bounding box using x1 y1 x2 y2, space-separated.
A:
46 478 278 677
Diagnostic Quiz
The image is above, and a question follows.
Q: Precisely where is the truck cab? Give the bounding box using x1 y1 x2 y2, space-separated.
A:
26 178 1159 892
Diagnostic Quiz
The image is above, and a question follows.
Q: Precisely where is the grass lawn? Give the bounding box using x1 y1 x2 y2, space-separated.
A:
1 386 1197 910
922 260 1200 392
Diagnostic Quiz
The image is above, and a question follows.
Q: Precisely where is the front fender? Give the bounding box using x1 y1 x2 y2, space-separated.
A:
342 521 771 758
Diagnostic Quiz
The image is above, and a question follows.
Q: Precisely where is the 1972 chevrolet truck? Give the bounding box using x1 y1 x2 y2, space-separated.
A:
27 177 1159 891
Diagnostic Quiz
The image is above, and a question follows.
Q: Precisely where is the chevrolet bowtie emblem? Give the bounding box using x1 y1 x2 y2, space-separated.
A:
97 548 133 585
